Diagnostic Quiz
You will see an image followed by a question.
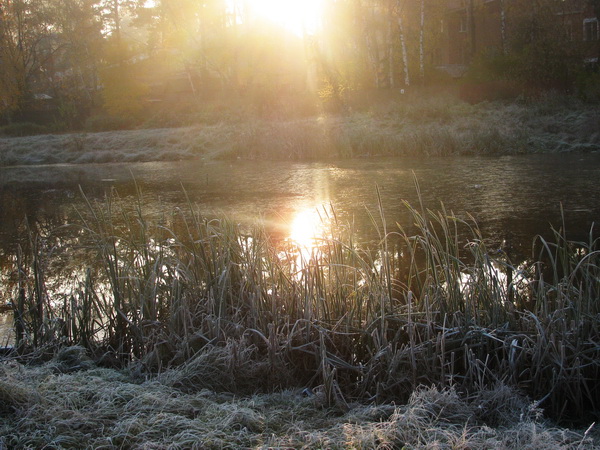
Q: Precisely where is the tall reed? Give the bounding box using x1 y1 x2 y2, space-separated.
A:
7 185 600 421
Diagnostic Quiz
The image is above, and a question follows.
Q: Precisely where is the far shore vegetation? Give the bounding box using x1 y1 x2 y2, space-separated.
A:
1 90 599 167
2 0 600 166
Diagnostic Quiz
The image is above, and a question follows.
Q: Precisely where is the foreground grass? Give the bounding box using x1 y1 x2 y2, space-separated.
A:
1 348 597 449
0 93 598 166
5 184 600 428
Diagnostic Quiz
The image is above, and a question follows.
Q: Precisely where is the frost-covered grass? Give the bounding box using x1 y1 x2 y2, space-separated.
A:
7 186 600 423
0 350 597 449
0 124 235 166
1 94 598 166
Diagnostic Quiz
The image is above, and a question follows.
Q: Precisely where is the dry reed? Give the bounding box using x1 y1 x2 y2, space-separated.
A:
3 182 600 424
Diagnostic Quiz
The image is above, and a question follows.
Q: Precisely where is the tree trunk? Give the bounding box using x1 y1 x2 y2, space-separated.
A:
397 4 410 86
467 0 476 61
111 0 125 69
364 5 382 88
592 0 600 60
387 0 394 88
419 0 425 80
112 0 121 43
500 0 507 54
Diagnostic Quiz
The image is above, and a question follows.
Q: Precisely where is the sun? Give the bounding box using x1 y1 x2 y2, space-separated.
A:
244 0 323 36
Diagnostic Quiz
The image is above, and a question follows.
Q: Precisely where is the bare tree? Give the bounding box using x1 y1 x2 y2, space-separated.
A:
397 0 409 86
419 0 425 80
467 0 476 60
387 0 395 88
0 0 104 121
500 0 507 54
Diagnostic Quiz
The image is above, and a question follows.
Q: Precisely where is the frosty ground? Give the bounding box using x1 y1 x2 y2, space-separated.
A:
1 347 598 449
1 95 598 167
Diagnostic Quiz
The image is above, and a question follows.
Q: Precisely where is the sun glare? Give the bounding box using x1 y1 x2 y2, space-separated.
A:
245 0 323 36
289 208 323 249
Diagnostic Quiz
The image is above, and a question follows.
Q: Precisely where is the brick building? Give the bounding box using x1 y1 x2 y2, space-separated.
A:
440 0 599 67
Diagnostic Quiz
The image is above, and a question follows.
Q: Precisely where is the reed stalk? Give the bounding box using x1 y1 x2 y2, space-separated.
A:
6 186 600 421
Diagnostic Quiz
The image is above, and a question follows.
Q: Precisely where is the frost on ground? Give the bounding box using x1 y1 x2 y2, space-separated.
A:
0 348 597 449
0 124 234 167
1 98 599 167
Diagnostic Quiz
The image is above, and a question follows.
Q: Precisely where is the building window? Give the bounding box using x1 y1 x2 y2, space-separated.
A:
459 15 467 33
432 47 441 65
584 18 599 41
565 19 574 41
459 44 468 64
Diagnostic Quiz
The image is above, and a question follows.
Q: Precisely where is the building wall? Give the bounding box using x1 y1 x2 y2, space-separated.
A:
441 0 600 66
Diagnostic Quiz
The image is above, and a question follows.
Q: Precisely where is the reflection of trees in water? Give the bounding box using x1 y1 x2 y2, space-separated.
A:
0 187 70 250
0 186 98 306
2 155 600 310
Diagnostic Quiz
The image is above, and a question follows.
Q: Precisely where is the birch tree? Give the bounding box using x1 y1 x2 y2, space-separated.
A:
387 0 395 87
500 0 507 54
419 0 424 80
397 0 409 86
364 2 383 88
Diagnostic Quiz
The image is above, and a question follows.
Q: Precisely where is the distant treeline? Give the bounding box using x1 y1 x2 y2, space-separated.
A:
1 0 599 132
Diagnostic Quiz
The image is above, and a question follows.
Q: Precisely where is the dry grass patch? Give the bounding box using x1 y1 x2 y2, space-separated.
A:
0 355 597 449
1 95 598 166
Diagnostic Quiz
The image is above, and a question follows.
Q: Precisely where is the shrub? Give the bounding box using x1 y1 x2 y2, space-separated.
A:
576 70 600 102
85 114 134 132
100 68 149 119
459 80 523 103
0 122 49 137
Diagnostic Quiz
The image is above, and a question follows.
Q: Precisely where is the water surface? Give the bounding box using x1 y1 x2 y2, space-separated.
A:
1 154 600 342
2 154 598 248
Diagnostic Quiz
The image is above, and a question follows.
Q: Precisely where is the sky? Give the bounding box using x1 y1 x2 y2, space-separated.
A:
228 0 324 36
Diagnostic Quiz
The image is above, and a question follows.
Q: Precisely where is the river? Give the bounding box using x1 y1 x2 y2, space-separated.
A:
1 154 600 344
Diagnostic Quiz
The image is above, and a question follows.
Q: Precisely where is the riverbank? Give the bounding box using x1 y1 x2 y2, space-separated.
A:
0 349 597 449
1 94 598 167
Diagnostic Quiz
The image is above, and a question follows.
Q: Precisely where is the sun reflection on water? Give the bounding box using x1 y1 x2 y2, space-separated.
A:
289 208 324 249
285 206 334 271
